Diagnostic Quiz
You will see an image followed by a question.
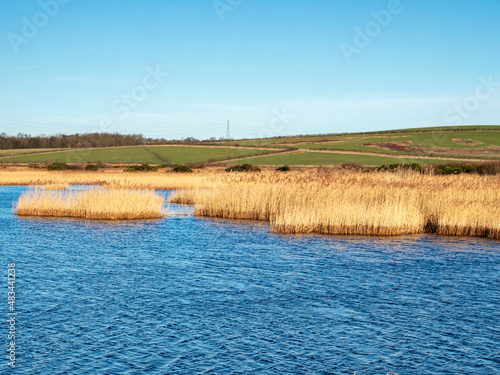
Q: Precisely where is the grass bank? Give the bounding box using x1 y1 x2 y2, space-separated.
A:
15 187 166 220
168 171 500 240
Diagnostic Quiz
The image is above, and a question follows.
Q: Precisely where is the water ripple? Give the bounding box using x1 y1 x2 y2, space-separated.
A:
0 187 499 374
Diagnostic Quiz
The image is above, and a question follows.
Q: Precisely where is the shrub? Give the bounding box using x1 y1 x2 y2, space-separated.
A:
28 164 41 169
442 165 463 175
124 164 158 172
476 162 500 176
186 162 206 169
377 164 392 172
377 163 423 173
85 164 100 171
462 164 476 174
276 165 290 172
158 163 173 168
226 164 261 172
46 162 80 171
435 163 481 175
171 164 193 173
408 163 423 172
341 162 362 170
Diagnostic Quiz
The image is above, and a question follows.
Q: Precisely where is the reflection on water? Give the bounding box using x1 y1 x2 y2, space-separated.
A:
1 186 499 374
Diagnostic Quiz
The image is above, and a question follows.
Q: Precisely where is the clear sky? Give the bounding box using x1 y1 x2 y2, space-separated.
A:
1 0 499 139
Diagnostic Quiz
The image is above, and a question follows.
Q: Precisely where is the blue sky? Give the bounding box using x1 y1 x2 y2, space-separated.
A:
1 0 499 139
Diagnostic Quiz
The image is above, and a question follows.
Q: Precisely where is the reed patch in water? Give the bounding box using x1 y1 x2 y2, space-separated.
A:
15 187 166 220
168 171 500 239
3 168 499 238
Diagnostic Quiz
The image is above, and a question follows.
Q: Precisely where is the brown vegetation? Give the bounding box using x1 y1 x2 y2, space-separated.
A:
361 141 499 159
0 169 215 190
2 168 499 238
168 171 500 240
452 138 483 146
0 132 147 149
364 141 421 153
42 184 69 190
15 187 166 220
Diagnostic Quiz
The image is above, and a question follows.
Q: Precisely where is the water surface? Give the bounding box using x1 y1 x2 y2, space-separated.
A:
1 186 499 374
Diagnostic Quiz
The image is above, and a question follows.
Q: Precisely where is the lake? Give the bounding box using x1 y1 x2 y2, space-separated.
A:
1 186 499 374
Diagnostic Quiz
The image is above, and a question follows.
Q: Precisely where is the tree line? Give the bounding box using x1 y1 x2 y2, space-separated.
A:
0 132 150 149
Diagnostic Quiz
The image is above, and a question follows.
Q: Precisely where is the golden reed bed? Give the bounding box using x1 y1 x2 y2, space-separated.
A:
15 187 166 220
0 169 214 190
168 170 500 240
2 168 499 238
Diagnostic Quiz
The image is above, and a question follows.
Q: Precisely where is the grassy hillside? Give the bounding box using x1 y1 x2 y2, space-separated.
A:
0 146 279 164
228 151 470 166
294 131 500 159
0 148 65 157
216 125 500 147
226 126 500 165
1 126 498 166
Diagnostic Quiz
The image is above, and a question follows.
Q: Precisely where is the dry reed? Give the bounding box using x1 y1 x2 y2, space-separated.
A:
42 184 69 190
3 168 499 238
168 171 500 239
15 187 166 220
0 169 215 191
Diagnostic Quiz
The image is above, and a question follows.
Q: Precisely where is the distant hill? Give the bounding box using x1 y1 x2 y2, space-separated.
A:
1 126 499 166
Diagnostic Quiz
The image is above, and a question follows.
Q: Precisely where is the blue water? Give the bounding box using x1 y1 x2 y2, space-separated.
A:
1 186 499 374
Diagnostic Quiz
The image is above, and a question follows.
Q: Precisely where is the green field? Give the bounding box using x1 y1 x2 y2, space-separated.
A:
217 136 342 147
0 148 65 157
384 125 500 132
229 151 472 166
294 131 500 158
0 146 278 164
1 126 499 166
217 126 500 147
227 127 500 165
